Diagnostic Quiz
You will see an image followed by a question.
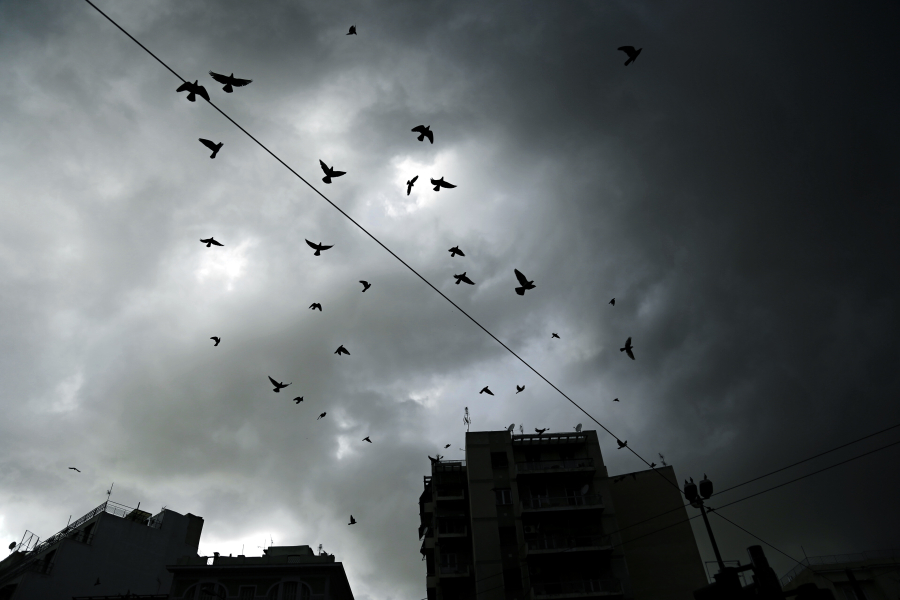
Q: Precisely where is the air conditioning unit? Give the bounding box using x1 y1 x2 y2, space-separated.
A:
523 526 539 534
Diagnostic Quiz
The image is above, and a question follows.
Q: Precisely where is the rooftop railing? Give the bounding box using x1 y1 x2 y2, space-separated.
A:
532 578 622 597
525 535 612 552
779 548 900 586
521 494 603 510
517 458 594 473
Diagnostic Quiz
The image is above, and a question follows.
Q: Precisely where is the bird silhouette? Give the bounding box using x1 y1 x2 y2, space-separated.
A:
363 436 372 443
406 175 418 195
448 246 465 257
620 337 635 360
480 386 494 395
7 542 15 550
411 125 434 144
335 345 350 356
305 240 333 256
507 424 515 433
618 46 642 66
444 444 451 448
616 439 628 449
454 272 475 285
198 138 223 159
574 424 582 433
516 385 525 394
348 515 357 525
514 269 536 295
208 71 252 93
551 333 560 339
210 337 221 347
68 467 81 473
176 80 210 102
309 303 322 311
200 237 224 247
319 160 346 184
650 462 656 468
268 376 291 393
431 177 456 191
317 412 327 420
609 298 615 306
293 397 304 404
360 281 371 292
535 428 548 436
347 25 357 35
613 398 619 402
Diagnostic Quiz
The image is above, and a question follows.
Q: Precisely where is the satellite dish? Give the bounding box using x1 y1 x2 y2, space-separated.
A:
507 424 515 433
8 542 16 550
580 484 589 496
574 424 582 433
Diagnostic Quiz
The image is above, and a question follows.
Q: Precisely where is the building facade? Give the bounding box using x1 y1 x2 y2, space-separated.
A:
780 549 900 600
419 429 707 600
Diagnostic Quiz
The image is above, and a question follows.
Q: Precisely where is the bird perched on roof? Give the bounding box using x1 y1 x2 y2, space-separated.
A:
268 376 291 393
406 175 418 195
431 177 456 191
609 298 615 306
309 303 322 311
335 345 350 356
7 542 16 550
617 46 642 66
620 337 635 360
200 237 224 247
68 467 81 473
516 385 524 394
208 71 252 93
305 240 333 256
616 439 628 449
319 160 346 184
359 281 371 292
514 269 536 295
454 272 475 285
574 424 582 433
293 397 304 404
210 337 221 347
535 428 548 436
317 412 327 420
507 424 515 433
347 25 357 35
411 125 434 144
363 436 372 443
176 80 210 102
348 515 357 525
198 138 223 159
551 333 560 339
650 462 656 468
479 386 494 395
448 246 465 257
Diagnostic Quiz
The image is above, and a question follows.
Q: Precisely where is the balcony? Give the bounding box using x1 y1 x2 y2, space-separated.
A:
520 494 603 512
531 578 622 599
437 525 468 538
522 535 612 557
435 488 466 501
516 458 595 476
439 564 471 577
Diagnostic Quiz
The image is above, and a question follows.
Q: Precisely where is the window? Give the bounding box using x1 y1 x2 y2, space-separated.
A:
239 586 255 599
199 583 226 600
491 452 509 469
283 582 298 600
495 488 512 505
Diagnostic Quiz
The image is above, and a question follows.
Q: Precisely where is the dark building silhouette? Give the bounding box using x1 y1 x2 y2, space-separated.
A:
419 429 706 600
779 548 900 599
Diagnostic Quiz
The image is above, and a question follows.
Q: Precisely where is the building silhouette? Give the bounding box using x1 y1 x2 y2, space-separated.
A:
419 429 707 600
779 548 900 599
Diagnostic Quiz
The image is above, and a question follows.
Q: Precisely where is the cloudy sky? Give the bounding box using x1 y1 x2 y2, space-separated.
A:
1 0 899 596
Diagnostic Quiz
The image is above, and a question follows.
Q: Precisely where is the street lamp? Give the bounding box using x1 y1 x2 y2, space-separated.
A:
684 474 725 571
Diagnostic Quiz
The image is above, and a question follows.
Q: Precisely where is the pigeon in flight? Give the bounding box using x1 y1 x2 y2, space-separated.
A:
360 281 371 292
516 385 524 394
551 333 560 339
335 345 350 356
431 177 456 191
268 376 291 393
406 175 418 195
176 80 210 102
208 71 252 93
574 424 582 433
347 25 357 35
305 240 333 256
210 336 221 347
454 272 475 285
620 337 635 360
613 398 619 402
363 436 372 443
198 138 223 159
319 160 346 184
616 439 628 449
317 412 327 420
514 269 536 295
348 515 357 525
618 46 642 66
449 246 465 257
309 303 322 311
535 428 548 436
293 397 304 404
68 467 81 473
411 125 434 144
479 386 494 395
200 237 224 247
609 298 615 306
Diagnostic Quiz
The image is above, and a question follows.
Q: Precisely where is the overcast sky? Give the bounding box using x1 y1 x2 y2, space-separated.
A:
1 0 899 597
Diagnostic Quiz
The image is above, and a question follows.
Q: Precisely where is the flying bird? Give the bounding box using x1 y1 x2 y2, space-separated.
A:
516 385 524 394
198 138 223 159
551 333 560 339
176 80 210 102
618 46 642 66
360 281 371 292
309 303 322 311
514 269 536 295
444 444 451 448
479 386 494 395
650 462 656 468
210 337 221 347
613 398 619 402
319 160 346 184
208 71 252 93
348 515 357 525
448 246 465 257
305 240 333 256
335 345 350 356
317 412 327 420
268 376 291 392
431 177 456 191
617 439 628 449
200 237 224 247
609 298 615 306
411 125 433 144
574 424 582 433
68 467 81 473
454 272 475 285
406 175 418 195
535 428 548 436
620 337 635 360
347 25 357 35
363 436 372 443
293 397 304 404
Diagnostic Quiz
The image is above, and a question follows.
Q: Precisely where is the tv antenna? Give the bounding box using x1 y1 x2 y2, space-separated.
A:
106 482 114 501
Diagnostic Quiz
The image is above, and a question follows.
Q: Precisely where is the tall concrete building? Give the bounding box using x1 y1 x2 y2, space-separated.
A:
0 500 203 600
419 429 707 600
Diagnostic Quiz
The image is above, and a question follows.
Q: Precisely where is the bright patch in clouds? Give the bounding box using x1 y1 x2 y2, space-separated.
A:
194 239 255 290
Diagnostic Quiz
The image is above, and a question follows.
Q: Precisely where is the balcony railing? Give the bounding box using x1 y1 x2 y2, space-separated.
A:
516 459 594 473
521 494 603 510
532 578 622 597
439 564 471 577
525 535 612 552
435 488 466 500
437 525 468 537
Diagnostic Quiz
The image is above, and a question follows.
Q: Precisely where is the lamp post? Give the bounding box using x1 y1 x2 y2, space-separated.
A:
684 474 725 572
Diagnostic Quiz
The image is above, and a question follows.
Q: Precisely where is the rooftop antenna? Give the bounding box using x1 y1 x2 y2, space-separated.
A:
106 482 114 502
318 544 323 556
241 544 244 555
519 425 523 435
658 453 667 467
